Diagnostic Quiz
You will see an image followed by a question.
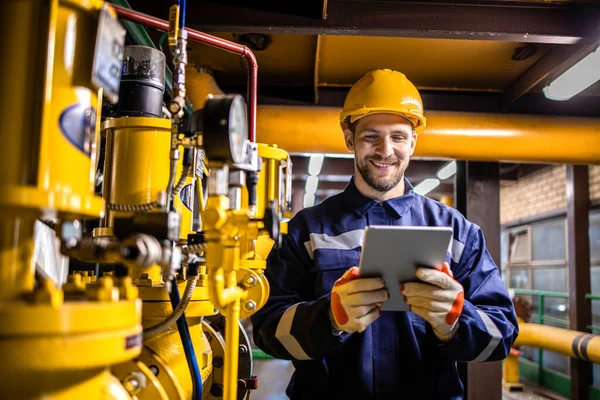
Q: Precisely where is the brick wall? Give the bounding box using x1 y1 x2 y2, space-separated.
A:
500 165 600 225
591 165 600 204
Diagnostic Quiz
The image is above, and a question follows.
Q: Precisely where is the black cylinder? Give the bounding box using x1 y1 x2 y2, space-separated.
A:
247 171 259 206
113 46 166 118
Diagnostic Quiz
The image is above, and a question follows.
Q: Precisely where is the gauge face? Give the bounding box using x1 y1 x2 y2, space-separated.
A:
229 96 248 164
203 94 249 164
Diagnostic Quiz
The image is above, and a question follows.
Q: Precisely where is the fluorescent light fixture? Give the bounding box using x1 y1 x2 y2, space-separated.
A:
437 161 457 180
308 154 325 176
543 48 600 101
413 178 440 196
303 192 315 208
305 175 319 194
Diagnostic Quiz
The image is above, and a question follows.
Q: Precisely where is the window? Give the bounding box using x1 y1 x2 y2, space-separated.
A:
532 267 568 322
509 230 529 263
502 211 600 380
591 212 600 261
503 217 569 376
532 219 566 262
509 268 530 289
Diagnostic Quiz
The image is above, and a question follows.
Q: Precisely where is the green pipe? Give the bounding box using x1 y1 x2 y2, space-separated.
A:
252 349 275 360
108 0 194 115
513 289 600 301
512 289 569 299
530 315 569 327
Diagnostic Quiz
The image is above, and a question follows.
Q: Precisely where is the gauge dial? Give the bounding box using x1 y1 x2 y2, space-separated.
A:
203 94 249 165
228 96 248 164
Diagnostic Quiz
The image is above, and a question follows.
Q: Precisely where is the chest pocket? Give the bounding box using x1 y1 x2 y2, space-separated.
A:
312 248 361 298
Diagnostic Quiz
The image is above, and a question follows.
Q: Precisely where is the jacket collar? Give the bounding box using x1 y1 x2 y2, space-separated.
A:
343 176 416 218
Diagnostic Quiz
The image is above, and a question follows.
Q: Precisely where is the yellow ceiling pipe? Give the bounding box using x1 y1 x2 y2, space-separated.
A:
256 105 600 164
185 67 224 110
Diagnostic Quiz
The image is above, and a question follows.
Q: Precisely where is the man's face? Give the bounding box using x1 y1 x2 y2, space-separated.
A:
344 113 417 193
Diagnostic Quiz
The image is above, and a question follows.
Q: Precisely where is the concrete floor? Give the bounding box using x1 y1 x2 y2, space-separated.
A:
503 390 557 400
249 359 559 400
250 359 295 400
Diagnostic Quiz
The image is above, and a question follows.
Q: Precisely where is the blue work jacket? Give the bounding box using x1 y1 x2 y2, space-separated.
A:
251 178 518 399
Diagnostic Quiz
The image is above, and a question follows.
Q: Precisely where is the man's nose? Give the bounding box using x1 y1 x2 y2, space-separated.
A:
376 137 394 158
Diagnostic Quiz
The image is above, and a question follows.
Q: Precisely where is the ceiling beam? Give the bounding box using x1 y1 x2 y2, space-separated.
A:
176 1 600 44
502 39 600 110
220 84 600 117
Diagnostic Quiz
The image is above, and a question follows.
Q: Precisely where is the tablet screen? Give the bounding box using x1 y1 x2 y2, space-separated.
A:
358 225 453 312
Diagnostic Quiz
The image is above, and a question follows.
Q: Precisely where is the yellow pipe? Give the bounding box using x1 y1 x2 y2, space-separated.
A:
256 106 600 164
515 322 600 363
208 267 245 309
186 67 224 109
224 297 241 400
504 351 520 383
0 215 36 301
267 158 277 202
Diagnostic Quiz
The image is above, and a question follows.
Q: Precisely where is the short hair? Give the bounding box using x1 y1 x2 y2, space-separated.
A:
345 117 358 136
345 116 416 137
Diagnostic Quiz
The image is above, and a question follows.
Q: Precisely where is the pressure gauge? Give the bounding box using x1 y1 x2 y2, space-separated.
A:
203 94 249 165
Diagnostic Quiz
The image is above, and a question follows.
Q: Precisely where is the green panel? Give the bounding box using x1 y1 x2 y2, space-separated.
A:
520 359 600 399
540 368 570 398
519 358 539 382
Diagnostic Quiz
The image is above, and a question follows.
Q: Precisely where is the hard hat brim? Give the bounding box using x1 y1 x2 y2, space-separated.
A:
339 109 426 134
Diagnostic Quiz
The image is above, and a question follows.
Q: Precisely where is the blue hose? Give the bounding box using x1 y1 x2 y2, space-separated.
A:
180 0 186 29
169 277 203 399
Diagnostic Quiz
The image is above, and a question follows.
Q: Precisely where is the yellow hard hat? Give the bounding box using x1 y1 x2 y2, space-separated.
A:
339 69 426 134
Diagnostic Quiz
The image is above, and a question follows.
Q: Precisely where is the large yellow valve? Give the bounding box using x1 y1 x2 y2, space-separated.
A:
0 0 112 300
0 1 289 398
0 1 142 399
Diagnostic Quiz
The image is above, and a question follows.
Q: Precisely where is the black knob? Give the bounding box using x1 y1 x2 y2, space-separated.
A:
264 200 281 248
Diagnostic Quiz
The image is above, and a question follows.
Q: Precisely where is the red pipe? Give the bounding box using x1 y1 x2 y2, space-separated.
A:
112 4 258 142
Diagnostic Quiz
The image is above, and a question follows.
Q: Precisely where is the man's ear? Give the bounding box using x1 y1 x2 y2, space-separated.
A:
409 131 418 156
343 128 354 153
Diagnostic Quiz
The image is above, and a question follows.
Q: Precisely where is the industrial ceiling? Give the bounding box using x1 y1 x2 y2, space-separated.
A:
126 0 600 204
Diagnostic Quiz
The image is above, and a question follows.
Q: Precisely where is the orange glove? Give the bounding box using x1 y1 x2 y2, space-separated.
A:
401 262 464 342
330 267 389 333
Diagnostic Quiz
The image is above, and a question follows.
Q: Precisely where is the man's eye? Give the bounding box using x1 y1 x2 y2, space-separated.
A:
392 136 407 141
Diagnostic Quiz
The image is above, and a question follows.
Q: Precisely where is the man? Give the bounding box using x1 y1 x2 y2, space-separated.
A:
251 69 518 399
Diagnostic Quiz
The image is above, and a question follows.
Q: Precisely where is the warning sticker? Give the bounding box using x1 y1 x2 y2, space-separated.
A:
59 103 96 156
180 183 193 211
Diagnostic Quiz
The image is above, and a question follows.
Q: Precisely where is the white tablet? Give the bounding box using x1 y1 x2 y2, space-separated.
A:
358 225 453 312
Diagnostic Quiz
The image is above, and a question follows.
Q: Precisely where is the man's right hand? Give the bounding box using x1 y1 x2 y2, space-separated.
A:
330 267 390 333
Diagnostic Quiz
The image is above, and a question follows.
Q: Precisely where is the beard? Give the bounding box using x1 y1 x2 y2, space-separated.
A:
356 155 407 193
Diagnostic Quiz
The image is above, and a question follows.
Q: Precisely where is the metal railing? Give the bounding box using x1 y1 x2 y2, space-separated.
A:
511 288 600 388
512 288 600 331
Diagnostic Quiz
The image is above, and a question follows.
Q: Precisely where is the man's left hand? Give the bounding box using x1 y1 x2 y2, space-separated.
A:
401 262 464 342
